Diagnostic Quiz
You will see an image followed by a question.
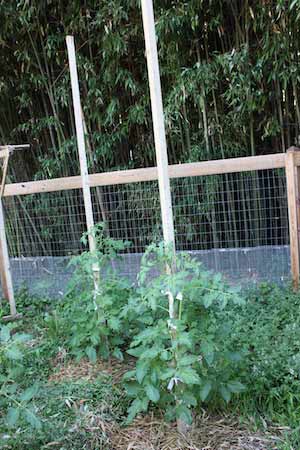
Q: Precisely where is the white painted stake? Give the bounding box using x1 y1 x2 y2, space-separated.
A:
0 198 16 316
141 0 175 247
66 36 97 255
66 36 99 292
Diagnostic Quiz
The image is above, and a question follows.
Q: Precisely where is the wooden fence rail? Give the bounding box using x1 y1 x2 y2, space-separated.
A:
2 153 288 197
1 149 300 311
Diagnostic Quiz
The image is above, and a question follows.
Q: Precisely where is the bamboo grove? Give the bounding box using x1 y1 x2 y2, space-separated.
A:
0 1 298 256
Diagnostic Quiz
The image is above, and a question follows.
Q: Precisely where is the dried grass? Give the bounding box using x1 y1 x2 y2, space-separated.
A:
48 355 283 450
107 413 281 450
48 352 134 383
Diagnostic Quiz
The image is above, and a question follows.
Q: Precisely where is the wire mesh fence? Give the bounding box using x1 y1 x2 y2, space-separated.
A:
172 169 289 284
2 167 290 297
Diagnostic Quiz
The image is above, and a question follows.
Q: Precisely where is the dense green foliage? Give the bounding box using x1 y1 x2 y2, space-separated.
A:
0 323 41 430
1 1 296 257
44 236 245 424
53 224 133 360
123 243 244 424
228 283 300 428
1 0 300 180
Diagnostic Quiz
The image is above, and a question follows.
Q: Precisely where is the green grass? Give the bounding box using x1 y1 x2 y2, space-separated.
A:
1 378 126 450
222 282 300 449
1 283 300 449
0 293 127 449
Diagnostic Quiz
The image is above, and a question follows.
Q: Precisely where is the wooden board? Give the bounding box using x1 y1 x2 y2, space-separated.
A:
2 153 287 198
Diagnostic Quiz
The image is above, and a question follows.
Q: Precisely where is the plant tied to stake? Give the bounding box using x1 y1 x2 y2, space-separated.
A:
123 243 245 426
44 231 246 428
63 223 133 362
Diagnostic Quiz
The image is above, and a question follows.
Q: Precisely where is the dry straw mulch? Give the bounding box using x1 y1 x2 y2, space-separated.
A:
107 413 282 450
48 354 285 450
48 352 134 383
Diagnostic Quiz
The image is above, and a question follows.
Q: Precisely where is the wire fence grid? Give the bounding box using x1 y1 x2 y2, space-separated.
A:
2 168 290 297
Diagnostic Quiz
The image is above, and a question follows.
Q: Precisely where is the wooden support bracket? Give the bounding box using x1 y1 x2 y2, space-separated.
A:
2 313 22 322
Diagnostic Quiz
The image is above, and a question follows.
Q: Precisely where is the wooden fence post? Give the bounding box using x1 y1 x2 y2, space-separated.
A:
0 198 16 316
286 147 300 290
141 0 175 249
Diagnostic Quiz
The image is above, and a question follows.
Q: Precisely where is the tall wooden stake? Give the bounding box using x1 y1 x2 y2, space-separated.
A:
66 36 100 293
0 198 16 316
286 147 300 290
141 6 186 435
141 0 175 249
66 36 98 272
